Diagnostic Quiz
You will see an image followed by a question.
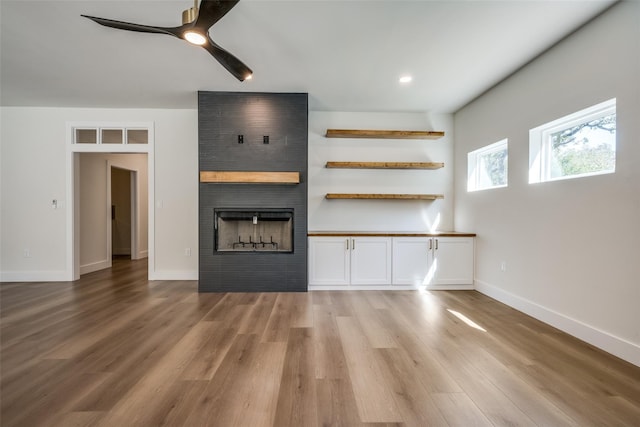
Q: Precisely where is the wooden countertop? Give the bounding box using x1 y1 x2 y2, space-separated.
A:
308 231 476 237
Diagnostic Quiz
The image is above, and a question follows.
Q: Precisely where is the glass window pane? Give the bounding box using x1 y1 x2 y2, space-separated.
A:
479 149 508 187
75 128 97 144
102 129 123 144
468 139 508 192
529 99 616 184
549 113 616 179
127 129 148 144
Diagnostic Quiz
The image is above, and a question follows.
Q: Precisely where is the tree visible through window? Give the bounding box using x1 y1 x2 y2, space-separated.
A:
529 98 616 184
468 139 508 192
550 113 616 179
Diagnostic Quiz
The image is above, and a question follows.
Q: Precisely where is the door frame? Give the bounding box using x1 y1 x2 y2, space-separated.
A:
66 122 155 281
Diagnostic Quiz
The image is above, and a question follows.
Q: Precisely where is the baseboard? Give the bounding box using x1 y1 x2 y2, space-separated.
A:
113 248 131 256
80 259 111 275
131 250 148 261
309 284 419 291
426 284 474 291
149 270 198 281
475 279 640 367
0 270 69 282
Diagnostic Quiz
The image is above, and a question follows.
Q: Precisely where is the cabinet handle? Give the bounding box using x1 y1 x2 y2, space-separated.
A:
352 239 355 250
435 239 439 250
346 239 349 250
429 239 433 250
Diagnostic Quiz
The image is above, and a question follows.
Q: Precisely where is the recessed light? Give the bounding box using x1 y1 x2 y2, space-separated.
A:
399 75 413 84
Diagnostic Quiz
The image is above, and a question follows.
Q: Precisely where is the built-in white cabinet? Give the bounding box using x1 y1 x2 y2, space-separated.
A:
427 237 474 289
308 237 350 285
392 237 431 286
310 235 474 289
308 236 392 286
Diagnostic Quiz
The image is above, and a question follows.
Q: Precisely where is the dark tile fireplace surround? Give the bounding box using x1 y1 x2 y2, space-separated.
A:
198 92 308 292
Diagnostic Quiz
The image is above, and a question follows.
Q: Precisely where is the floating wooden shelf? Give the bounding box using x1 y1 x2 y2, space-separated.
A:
200 171 300 184
325 129 445 140
325 161 444 170
325 193 444 200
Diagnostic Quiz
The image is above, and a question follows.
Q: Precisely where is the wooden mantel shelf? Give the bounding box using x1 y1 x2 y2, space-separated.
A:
326 161 444 170
325 193 444 200
200 171 300 184
325 129 445 140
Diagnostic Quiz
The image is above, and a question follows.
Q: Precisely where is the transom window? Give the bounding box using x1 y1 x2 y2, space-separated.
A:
73 126 149 145
529 98 616 184
467 139 508 192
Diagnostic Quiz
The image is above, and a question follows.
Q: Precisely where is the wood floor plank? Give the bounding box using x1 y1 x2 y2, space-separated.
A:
237 293 277 335
93 320 223 426
315 378 368 427
186 336 286 427
180 324 238 380
262 292 296 342
431 392 493 427
290 292 313 328
374 348 449 426
2 258 640 426
431 343 538 427
312 304 351 380
273 327 317 427
345 292 398 349
464 345 578 426
336 316 403 423
50 411 106 427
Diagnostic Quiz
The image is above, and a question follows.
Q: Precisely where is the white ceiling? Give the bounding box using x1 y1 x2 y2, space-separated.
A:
0 0 616 113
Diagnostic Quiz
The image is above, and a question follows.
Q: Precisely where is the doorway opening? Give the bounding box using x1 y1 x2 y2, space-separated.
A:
76 153 149 277
110 166 137 260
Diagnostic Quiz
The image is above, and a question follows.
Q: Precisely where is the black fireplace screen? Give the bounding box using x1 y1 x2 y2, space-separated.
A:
214 209 293 252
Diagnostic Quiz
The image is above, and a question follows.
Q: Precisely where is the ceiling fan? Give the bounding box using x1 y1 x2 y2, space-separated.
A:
81 0 253 82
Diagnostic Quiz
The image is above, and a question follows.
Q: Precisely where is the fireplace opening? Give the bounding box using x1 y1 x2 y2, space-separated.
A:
214 209 293 253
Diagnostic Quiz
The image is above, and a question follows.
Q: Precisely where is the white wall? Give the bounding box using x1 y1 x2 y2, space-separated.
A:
309 111 454 232
0 107 198 281
79 153 148 274
454 1 640 366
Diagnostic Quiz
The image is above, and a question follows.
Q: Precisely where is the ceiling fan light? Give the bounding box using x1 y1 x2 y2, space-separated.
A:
184 31 206 45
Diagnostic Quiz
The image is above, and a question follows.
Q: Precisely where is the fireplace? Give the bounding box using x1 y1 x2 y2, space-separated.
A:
215 209 293 253
199 91 307 292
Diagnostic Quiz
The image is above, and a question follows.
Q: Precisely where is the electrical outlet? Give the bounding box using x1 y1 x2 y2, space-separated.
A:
184 248 191 256
23 249 31 258
500 261 507 272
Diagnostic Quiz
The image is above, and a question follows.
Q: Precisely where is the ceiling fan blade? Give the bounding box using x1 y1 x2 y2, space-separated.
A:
81 15 182 38
203 35 253 81
194 0 240 31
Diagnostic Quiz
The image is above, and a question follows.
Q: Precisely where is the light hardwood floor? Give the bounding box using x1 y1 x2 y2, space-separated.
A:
1 258 639 426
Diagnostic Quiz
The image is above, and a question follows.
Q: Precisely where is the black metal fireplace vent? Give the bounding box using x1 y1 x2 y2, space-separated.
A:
214 209 294 253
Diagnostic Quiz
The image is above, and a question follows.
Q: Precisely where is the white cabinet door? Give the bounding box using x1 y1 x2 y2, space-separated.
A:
350 237 392 285
429 237 474 287
392 237 431 286
308 237 350 285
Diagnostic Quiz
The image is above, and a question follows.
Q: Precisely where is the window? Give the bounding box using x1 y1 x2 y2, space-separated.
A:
529 98 616 184
467 139 508 192
72 125 149 145
75 129 97 144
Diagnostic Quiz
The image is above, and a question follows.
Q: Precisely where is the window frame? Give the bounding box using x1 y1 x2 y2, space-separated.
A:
467 138 509 192
529 98 616 184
